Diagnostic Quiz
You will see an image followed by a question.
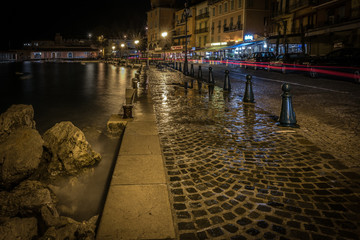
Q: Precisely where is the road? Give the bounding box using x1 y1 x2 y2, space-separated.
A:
184 62 360 168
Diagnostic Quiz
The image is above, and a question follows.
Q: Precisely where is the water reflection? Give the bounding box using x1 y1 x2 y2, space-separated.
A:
0 62 136 221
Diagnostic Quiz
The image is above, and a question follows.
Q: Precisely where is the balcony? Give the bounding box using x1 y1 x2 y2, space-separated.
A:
289 0 317 12
195 27 209 34
195 12 209 20
173 30 186 37
223 23 243 33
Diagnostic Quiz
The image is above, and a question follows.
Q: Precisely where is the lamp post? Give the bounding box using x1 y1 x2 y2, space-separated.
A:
112 46 116 58
134 40 139 63
121 43 125 59
182 0 190 75
161 31 168 61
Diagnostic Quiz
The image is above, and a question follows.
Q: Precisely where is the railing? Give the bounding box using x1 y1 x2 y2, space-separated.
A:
195 27 209 34
173 30 186 37
223 23 243 32
195 12 209 20
289 0 317 11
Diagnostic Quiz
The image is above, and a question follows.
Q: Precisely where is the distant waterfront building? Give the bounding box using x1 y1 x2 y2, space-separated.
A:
22 33 99 60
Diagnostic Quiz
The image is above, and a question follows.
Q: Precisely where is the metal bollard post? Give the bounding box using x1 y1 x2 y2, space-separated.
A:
208 67 215 95
243 75 255 103
179 62 182 72
198 66 203 80
224 70 231 91
208 67 214 84
190 64 194 77
175 61 178 70
278 83 299 127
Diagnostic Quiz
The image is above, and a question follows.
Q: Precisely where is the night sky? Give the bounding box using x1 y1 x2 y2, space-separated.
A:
1 0 152 49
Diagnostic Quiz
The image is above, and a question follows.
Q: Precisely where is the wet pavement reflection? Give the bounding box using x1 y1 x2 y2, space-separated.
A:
148 67 360 240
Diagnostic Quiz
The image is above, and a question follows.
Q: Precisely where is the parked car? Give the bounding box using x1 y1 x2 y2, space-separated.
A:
308 48 360 83
268 53 312 74
244 52 275 70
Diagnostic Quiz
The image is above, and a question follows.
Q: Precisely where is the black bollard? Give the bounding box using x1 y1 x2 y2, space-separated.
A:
175 62 178 70
190 64 194 77
208 67 215 84
179 62 182 72
279 83 299 127
208 67 215 96
198 66 203 80
243 75 255 103
224 70 231 91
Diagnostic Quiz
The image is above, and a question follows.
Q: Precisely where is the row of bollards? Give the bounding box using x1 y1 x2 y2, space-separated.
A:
169 61 298 128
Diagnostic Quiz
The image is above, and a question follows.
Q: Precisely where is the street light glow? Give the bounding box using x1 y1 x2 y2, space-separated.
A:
134 40 139 45
161 32 168 38
121 43 125 48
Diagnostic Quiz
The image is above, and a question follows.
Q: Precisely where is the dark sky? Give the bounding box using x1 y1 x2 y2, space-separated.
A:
1 0 152 49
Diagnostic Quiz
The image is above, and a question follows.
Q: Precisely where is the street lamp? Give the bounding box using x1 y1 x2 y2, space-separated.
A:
161 31 168 61
112 46 116 58
134 40 140 63
182 0 190 75
121 43 125 58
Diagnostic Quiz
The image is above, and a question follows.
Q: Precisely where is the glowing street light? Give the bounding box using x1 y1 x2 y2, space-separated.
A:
162 32 168 60
134 40 140 45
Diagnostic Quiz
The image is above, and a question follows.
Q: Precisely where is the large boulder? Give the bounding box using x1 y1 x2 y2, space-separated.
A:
0 104 36 138
0 128 44 187
40 215 98 240
0 180 56 217
0 217 38 240
43 121 101 176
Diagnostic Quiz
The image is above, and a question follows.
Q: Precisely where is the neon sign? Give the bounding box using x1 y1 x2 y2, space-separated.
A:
244 35 253 41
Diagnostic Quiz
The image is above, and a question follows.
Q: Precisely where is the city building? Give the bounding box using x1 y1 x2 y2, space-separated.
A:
147 0 176 56
306 0 360 56
172 6 196 59
207 0 270 59
194 1 210 49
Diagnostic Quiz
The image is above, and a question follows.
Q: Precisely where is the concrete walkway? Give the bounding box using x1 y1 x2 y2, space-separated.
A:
96 85 176 239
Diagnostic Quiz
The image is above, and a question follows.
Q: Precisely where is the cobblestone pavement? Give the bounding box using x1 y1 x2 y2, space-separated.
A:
147 67 360 240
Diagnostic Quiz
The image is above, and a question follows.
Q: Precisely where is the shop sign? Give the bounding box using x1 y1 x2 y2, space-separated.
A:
244 35 254 41
155 47 162 51
210 42 227 46
171 45 183 50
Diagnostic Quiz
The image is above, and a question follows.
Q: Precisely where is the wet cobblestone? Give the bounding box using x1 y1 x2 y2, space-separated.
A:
147 67 360 239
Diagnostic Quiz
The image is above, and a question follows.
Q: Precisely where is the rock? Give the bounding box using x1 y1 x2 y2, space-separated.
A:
107 114 127 136
40 205 60 228
0 128 44 187
43 121 101 175
0 180 56 217
0 217 38 240
0 104 36 138
40 215 98 240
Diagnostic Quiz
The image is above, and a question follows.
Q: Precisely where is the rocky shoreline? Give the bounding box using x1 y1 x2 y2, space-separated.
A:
0 104 100 239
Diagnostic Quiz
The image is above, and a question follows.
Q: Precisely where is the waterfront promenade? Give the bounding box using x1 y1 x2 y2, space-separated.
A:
98 65 360 240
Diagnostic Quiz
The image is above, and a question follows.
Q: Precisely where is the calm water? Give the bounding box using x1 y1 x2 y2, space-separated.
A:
1 61 134 133
0 61 136 221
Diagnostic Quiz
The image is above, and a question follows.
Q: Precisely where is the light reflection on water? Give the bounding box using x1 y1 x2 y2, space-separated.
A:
1 62 134 133
0 62 136 221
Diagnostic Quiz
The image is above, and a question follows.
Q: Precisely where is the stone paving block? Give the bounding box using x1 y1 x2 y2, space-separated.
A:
96 184 175 240
111 154 166 185
119 135 161 155
146 68 360 240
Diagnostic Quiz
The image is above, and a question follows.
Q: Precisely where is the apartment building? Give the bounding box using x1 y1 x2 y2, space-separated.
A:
172 6 196 53
306 0 360 55
208 0 270 43
194 1 210 48
147 0 176 52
